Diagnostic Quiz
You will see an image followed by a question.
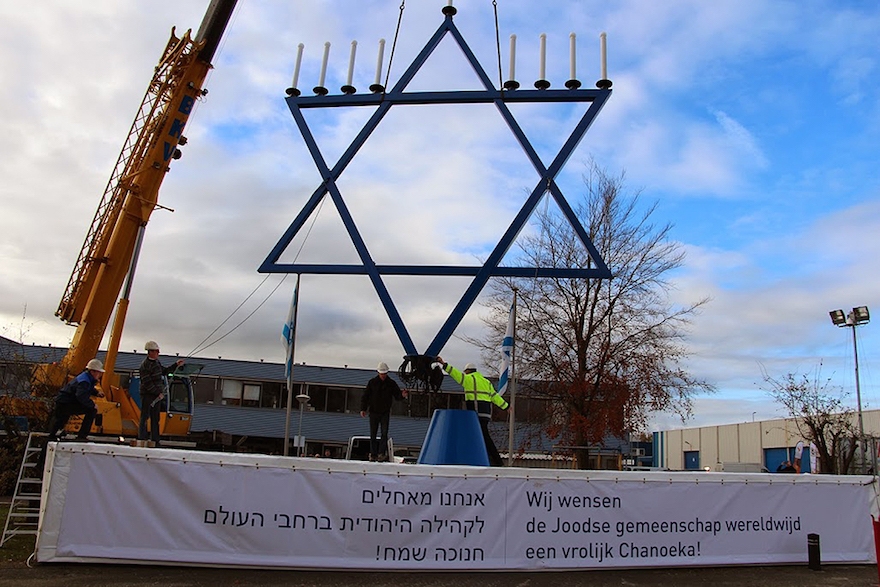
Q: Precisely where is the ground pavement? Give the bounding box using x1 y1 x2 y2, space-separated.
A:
0 563 877 587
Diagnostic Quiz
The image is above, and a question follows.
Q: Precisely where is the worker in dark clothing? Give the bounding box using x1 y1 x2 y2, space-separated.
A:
436 357 508 467
360 362 407 461
47 358 106 440
138 340 184 444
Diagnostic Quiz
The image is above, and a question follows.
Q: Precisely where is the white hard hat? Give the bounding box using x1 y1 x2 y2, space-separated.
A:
464 363 477 371
377 362 389 373
86 359 105 373
145 341 159 351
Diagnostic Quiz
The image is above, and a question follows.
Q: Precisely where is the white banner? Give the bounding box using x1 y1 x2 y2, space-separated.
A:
37 443 878 570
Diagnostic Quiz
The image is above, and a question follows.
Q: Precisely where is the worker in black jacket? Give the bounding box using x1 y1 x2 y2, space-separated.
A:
360 362 407 461
138 340 184 444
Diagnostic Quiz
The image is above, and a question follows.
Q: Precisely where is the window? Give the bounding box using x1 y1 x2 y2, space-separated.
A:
326 387 346 413
221 380 242 406
192 378 216 404
309 386 327 411
242 384 261 407
391 396 408 416
346 387 363 414
446 393 464 411
168 378 192 413
279 383 302 409
260 382 283 408
407 391 430 418
221 380 261 406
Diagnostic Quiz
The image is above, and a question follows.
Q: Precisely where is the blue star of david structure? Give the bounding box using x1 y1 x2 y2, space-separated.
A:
259 6 612 358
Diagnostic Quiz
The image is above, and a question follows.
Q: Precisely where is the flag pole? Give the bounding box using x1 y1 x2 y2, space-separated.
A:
507 288 517 466
283 274 301 456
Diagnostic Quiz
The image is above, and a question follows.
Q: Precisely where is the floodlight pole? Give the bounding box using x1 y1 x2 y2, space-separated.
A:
850 320 866 473
830 306 870 474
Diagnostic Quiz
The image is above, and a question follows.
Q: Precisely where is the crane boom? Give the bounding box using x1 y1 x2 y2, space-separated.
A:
52 1 236 386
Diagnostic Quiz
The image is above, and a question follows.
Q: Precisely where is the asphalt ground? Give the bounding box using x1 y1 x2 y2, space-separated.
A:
0 563 878 587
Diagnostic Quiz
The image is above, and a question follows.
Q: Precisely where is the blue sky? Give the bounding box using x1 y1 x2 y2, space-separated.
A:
1 1 878 431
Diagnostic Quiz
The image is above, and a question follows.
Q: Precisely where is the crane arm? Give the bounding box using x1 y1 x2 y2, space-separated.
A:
47 1 236 388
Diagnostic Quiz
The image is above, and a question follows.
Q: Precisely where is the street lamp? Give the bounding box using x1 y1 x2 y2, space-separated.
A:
296 393 310 457
829 305 870 473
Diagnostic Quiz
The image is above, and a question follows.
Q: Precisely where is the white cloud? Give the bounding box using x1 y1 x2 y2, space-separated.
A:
2 1 879 432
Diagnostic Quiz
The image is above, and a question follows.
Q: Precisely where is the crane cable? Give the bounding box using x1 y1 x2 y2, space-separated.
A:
191 1 406 359
493 0 504 91
186 196 327 358
383 0 406 91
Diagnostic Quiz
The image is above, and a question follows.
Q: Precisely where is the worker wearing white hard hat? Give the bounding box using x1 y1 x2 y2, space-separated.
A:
138 340 185 445
436 357 508 466
46 358 106 440
360 361 408 461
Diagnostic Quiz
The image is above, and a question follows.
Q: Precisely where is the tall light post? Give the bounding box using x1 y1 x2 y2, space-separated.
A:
829 305 870 473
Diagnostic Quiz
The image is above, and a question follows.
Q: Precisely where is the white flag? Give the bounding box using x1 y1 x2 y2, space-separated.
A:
281 284 299 388
497 301 515 395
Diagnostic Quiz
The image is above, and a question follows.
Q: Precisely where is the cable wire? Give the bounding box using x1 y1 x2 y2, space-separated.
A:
493 0 504 91
186 196 327 358
384 1 406 91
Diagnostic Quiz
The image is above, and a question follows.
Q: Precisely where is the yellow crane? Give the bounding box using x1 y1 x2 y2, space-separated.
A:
38 0 237 438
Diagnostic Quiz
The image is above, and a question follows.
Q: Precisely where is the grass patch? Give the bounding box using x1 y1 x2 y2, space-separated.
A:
0 502 37 566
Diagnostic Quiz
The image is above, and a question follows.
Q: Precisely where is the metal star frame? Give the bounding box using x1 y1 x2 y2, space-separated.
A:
259 6 612 357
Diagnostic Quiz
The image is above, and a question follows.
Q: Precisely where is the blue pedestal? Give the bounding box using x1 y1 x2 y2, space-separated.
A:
417 409 489 466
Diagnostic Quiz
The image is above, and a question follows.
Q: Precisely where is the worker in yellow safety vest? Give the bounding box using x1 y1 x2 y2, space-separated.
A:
436 357 508 466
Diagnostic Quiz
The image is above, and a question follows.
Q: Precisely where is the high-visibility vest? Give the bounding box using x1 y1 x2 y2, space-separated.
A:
444 364 509 414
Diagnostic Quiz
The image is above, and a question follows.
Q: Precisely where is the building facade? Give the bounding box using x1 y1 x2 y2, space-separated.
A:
656 411 880 473
1 336 591 467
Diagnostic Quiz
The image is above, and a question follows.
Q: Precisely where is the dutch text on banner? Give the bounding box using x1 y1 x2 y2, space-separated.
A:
497 301 514 396
36 444 878 570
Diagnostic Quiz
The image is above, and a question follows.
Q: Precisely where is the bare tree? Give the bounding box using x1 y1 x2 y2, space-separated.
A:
1 321 55 494
762 367 858 474
478 162 712 468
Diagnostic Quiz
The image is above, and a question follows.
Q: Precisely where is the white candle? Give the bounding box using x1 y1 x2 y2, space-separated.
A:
600 32 607 80
374 38 386 85
318 41 331 88
292 43 304 89
508 34 516 81
447 0 453 6
346 40 358 86
569 33 576 80
539 33 546 80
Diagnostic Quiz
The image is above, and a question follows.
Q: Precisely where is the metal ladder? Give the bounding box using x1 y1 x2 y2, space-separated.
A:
1 432 47 547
